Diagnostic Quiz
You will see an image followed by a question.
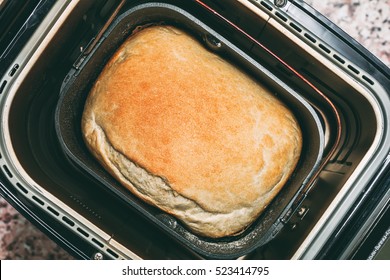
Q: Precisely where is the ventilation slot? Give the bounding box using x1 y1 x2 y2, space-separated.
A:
9 64 19 77
289 22 302 33
106 248 119 259
62 216 75 227
16 182 28 194
77 227 90 238
304 33 316 43
348 64 360 74
275 11 287 22
32 195 45 206
333 54 346 64
260 1 273 11
362 75 374 85
2 165 13 178
319 44 331 54
0 80 7 94
47 206 60 216
92 238 104 248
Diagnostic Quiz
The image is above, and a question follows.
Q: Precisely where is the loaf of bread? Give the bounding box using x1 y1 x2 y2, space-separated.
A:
81 26 302 238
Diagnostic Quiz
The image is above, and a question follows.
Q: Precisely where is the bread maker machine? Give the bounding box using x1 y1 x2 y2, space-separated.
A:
0 0 389 259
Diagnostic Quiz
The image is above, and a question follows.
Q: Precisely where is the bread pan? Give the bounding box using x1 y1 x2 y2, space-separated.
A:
55 2 325 259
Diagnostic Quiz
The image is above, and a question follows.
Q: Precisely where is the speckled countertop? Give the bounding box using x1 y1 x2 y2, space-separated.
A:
0 0 389 259
306 0 389 66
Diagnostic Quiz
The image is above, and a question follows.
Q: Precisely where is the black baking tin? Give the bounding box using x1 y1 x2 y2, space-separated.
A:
55 2 324 259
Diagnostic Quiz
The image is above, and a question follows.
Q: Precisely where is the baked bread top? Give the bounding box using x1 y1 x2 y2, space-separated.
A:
81 26 302 238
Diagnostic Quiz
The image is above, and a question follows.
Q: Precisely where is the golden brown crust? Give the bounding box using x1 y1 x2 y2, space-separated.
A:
81 26 302 237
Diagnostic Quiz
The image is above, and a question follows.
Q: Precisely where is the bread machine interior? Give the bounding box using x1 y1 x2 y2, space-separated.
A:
0 0 389 259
